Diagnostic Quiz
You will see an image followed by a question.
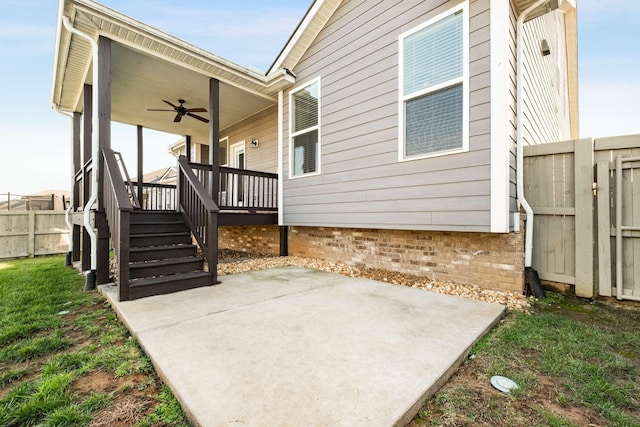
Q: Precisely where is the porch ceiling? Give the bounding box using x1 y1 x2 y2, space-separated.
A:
52 0 294 141
109 43 274 141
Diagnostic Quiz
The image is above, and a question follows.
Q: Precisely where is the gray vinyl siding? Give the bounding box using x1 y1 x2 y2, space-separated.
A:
282 0 493 232
221 105 278 173
521 11 571 145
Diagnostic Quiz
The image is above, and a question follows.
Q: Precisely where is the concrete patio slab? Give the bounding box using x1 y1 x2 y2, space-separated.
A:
100 266 505 426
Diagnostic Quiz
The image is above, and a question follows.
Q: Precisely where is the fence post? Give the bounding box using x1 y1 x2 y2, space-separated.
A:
574 138 595 297
28 210 36 257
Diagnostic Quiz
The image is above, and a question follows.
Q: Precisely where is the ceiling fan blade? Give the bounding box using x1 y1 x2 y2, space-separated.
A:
174 113 182 123
186 112 210 123
185 107 207 113
147 108 175 112
163 99 178 109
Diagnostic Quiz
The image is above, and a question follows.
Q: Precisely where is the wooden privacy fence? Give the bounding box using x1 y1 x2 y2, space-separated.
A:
524 134 640 300
0 211 70 259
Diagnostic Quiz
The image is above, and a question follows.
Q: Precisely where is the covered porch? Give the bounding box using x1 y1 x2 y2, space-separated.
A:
52 0 294 300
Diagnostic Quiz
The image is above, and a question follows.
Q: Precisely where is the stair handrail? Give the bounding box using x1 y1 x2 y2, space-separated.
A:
113 150 141 209
176 155 219 284
103 147 133 300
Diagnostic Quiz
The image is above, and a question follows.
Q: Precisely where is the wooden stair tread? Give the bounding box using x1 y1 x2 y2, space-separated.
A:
130 256 202 269
129 270 210 287
130 232 190 238
129 244 196 253
130 220 185 225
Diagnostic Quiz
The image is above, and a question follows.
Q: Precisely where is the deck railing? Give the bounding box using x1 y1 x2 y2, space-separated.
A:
189 162 278 211
177 156 218 283
129 182 177 211
102 147 133 301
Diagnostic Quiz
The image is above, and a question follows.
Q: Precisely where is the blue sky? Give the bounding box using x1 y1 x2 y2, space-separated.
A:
0 0 639 195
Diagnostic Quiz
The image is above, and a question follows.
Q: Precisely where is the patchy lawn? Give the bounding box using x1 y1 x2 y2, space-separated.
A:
2 255 639 426
411 293 640 426
0 255 189 427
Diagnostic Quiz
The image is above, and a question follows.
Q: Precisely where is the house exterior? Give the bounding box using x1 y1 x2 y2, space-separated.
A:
211 0 578 291
52 0 577 299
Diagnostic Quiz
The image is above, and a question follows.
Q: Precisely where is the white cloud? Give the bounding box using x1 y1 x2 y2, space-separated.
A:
0 21 52 38
578 0 640 22
579 83 640 138
125 5 306 70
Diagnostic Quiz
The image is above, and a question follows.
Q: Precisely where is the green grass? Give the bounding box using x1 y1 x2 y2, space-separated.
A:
418 293 640 426
136 386 191 427
0 256 191 426
6 256 638 426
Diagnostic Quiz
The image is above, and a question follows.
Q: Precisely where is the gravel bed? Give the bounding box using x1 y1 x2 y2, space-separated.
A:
110 250 530 311
218 255 532 312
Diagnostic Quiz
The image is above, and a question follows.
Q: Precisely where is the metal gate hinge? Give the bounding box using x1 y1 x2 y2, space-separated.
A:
592 182 597 196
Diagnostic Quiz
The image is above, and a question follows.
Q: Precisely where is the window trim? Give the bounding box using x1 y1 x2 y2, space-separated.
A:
289 76 321 179
397 2 469 162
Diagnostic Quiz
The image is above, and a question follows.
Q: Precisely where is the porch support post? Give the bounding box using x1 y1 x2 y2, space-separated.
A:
73 112 81 174
185 135 192 161
137 125 144 205
71 112 82 263
208 78 220 284
96 36 111 285
81 85 92 272
209 78 220 198
279 226 289 256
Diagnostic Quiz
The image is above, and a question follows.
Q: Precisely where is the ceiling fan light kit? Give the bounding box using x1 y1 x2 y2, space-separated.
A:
147 99 209 123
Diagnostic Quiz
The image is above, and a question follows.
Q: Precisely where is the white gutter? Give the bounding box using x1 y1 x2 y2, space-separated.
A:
516 0 547 268
62 16 99 275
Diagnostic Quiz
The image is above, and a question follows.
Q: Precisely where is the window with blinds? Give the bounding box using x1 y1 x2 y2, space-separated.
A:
290 78 320 177
399 5 467 159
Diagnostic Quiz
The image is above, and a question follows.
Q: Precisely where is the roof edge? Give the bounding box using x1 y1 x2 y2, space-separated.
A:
52 0 297 111
266 0 318 76
266 0 343 77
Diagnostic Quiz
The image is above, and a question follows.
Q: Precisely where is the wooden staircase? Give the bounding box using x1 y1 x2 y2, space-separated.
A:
126 211 211 300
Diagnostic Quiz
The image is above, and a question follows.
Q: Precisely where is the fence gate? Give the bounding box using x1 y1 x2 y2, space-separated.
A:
596 153 640 301
525 134 640 299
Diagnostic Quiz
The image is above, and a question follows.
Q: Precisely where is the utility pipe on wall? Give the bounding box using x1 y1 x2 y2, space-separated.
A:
516 0 548 268
61 16 99 283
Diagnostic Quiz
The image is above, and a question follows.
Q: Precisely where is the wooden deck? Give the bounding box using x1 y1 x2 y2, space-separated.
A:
71 151 279 301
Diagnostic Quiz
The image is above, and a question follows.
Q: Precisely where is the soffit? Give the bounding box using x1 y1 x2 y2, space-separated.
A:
52 0 293 139
513 0 559 22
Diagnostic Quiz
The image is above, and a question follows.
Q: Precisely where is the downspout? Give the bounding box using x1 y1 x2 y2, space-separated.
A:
61 16 99 287
516 0 547 269
516 0 556 298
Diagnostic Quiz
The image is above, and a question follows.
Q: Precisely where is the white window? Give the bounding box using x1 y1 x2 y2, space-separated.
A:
289 77 320 177
399 4 468 160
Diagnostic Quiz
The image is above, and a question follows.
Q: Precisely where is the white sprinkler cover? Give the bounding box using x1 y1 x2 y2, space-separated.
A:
490 375 519 393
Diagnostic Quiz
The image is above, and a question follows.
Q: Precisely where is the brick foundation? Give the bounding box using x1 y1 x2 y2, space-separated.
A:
218 225 280 255
288 226 524 293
